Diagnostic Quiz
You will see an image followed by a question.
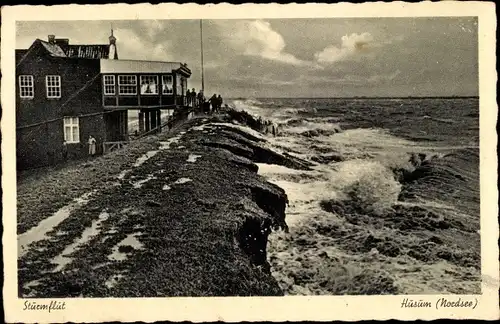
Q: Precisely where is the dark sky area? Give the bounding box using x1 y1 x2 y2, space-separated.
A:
16 17 478 98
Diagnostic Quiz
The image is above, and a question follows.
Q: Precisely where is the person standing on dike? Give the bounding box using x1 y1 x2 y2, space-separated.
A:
209 94 217 114
186 89 192 107
217 94 223 113
197 90 205 113
62 140 68 161
191 88 197 108
88 135 97 157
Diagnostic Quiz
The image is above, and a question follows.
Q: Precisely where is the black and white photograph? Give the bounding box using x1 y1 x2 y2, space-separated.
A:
2 2 498 322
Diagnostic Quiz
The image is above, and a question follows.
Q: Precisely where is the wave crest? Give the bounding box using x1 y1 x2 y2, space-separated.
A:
324 160 402 216
343 162 402 215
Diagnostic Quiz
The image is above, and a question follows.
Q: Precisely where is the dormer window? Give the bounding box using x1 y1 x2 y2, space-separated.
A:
19 75 34 99
46 75 61 98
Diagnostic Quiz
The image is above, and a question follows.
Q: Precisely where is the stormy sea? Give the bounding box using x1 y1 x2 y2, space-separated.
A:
229 97 480 295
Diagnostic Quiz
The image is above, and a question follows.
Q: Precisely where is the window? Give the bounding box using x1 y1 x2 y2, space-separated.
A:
162 75 173 94
140 75 158 95
63 117 80 143
19 75 34 98
118 75 137 95
46 75 61 98
103 75 115 95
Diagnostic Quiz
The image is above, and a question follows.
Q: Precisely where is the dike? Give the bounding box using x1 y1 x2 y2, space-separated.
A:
18 111 311 297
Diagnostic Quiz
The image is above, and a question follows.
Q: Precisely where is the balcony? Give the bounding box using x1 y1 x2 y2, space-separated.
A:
100 59 191 110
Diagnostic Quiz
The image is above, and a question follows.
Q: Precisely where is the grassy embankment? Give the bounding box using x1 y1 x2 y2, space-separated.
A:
18 112 312 297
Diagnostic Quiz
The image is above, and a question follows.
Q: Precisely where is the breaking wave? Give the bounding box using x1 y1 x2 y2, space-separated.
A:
230 97 480 295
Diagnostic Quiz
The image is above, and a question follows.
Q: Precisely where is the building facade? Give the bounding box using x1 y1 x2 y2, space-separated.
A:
16 32 191 170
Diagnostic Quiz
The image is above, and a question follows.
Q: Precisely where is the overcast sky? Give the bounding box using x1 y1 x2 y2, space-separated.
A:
16 17 478 98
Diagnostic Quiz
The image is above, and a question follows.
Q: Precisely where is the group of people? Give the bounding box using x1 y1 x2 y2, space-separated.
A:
208 94 224 113
185 88 224 115
185 88 204 109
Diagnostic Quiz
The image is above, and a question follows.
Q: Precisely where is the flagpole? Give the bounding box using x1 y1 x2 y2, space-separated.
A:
200 19 205 93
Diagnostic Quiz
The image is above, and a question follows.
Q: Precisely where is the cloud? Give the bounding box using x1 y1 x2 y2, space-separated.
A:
314 32 377 63
290 69 401 88
217 20 309 66
228 73 294 86
204 61 221 70
15 18 478 97
113 27 172 61
367 69 401 83
138 20 171 40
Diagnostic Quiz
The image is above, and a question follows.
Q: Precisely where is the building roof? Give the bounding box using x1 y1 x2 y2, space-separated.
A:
16 38 117 68
16 36 191 76
17 39 115 62
66 44 112 59
100 59 191 76
40 40 68 57
39 39 113 59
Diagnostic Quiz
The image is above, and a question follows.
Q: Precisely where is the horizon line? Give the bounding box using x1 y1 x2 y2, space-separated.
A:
227 95 479 100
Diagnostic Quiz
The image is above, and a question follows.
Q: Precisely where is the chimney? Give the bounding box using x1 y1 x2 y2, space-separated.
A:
48 35 56 44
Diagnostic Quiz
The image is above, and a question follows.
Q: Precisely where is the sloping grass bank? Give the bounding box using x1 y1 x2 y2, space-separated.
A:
17 136 160 235
18 113 312 297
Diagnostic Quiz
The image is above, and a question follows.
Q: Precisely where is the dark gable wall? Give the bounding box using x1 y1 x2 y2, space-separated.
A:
16 50 105 169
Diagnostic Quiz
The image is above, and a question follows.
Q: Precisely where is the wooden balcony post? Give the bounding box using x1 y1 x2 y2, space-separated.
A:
139 111 145 133
122 111 128 141
156 110 161 132
151 110 157 131
145 111 150 132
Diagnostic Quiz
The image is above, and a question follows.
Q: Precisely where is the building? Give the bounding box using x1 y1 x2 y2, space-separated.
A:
15 31 191 170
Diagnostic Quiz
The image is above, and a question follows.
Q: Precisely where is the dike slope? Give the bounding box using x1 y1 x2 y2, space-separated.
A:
18 113 309 297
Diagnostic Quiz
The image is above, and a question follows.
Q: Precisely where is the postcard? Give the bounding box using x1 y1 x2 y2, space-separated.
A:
2 2 498 322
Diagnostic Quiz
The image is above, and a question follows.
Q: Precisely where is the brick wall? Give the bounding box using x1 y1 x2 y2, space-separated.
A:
16 51 105 170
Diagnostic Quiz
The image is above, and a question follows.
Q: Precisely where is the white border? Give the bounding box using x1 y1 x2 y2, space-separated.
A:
2 3 498 322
